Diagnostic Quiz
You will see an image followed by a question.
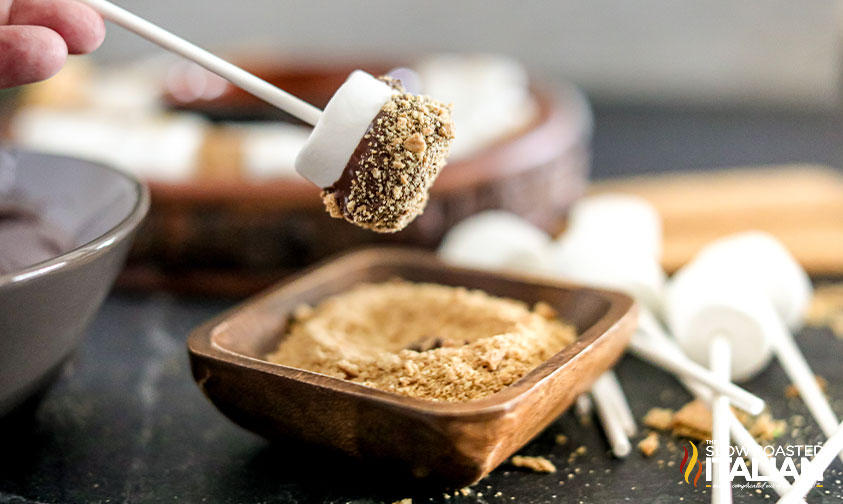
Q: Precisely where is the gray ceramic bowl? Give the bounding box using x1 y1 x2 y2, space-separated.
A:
0 149 149 416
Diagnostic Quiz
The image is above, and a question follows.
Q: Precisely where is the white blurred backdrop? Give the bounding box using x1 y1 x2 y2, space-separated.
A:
89 0 842 108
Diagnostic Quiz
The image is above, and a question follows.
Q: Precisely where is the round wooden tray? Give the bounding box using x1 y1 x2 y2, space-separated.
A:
121 61 593 296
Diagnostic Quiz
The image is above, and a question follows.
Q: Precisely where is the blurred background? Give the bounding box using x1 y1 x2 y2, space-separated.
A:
94 0 839 107
68 0 843 175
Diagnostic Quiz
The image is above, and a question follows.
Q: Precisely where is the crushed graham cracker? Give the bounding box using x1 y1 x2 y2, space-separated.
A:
748 413 787 442
510 455 557 473
643 407 674 431
392 499 412 504
638 432 660 457
266 281 576 402
671 399 713 441
785 375 828 398
555 434 568 445
643 400 787 443
321 78 455 233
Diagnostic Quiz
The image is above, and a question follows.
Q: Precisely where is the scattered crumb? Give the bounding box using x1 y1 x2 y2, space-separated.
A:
749 413 787 442
785 375 828 398
511 455 557 473
555 434 568 445
672 399 712 440
638 432 660 457
643 407 675 431
567 446 588 464
267 281 576 402
642 400 787 443
392 499 411 504
458 488 472 496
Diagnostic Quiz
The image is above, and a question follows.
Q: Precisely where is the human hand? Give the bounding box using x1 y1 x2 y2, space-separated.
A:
0 0 105 89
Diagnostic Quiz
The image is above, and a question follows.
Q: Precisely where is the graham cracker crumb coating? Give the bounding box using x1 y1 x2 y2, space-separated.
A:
321 78 455 233
267 281 576 402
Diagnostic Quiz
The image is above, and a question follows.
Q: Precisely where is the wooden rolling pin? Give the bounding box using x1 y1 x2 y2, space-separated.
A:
590 165 843 275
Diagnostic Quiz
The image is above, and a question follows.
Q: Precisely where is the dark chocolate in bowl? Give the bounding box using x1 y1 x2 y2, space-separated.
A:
0 149 149 417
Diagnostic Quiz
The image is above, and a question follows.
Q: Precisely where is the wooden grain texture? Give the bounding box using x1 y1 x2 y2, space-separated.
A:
187 248 636 487
591 164 843 274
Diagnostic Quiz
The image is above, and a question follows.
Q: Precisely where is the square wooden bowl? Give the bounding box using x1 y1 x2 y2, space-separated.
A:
187 248 636 487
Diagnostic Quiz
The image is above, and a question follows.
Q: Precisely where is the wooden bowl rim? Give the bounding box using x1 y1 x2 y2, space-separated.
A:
187 248 635 420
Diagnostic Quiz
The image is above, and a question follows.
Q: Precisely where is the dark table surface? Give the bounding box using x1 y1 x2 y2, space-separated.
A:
3 104 843 504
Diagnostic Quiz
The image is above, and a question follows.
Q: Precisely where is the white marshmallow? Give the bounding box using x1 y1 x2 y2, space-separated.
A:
438 211 551 274
547 237 665 314
565 193 663 261
294 70 397 188
665 262 775 382
689 232 812 330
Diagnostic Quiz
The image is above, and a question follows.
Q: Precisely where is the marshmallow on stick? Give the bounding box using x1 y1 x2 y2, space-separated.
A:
550 196 764 414
670 232 841 461
633 330 801 500
74 0 455 233
297 71 455 232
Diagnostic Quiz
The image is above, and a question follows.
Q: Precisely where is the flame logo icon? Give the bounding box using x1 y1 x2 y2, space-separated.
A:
679 441 703 487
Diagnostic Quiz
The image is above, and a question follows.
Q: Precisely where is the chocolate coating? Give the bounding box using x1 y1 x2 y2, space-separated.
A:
321 80 455 233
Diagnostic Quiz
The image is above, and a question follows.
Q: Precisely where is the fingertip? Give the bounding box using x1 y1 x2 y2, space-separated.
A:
66 1 104 54
0 25 68 88
10 0 106 55
28 25 67 80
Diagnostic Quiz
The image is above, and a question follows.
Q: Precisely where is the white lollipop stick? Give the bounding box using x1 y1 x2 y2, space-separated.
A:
575 393 593 417
595 370 636 437
648 332 801 500
549 243 764 413
710 335 733 504
777 420 843 504
771 322 842 461
727 412 795 498
76 0 322 126
591 374 632 458
628 331 765 414
683 233 840 460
